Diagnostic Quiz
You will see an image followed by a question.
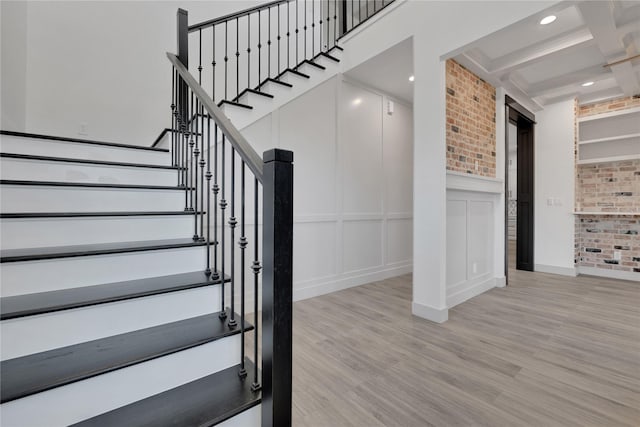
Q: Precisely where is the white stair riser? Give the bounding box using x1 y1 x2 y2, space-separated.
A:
0 336 241 427
1 286 223 360
1 185 186 212
1 246 207 296
1 216 195 249
218 405 260 427
279 72 310 87
0 157 179 186
0 136 171 165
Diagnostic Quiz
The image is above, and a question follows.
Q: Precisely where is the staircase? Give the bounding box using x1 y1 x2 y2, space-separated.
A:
0 1 393 426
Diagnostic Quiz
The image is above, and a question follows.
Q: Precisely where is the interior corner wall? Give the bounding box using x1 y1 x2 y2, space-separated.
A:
339 0 554 322
1 1 28 131
18 1 262 145
534 98 576 275
241 76 413 301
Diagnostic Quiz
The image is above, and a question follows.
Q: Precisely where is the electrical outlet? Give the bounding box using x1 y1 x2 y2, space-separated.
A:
614 251 621 261
472 262 477 274
475 160 479 171
547 198 554 206
79 122 88 136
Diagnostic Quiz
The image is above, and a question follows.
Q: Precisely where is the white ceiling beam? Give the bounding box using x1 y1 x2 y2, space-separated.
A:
488 27 594 75
527 64 613 97
578 1 640 95
577 87 626 105
500 74 544 112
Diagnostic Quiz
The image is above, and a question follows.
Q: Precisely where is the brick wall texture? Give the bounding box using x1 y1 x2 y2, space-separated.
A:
445 59 496 177
575 96 640 274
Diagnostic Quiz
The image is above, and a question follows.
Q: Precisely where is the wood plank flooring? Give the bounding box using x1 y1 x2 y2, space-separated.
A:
285 269 640 426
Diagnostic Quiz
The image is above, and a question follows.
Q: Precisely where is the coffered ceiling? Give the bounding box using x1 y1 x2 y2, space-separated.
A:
452 0 640 110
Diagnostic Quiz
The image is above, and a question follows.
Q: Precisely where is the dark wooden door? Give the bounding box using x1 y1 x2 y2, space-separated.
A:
516 119 534 271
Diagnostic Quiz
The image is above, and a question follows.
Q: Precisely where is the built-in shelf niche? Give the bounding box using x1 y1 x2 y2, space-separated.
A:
577 106 640 165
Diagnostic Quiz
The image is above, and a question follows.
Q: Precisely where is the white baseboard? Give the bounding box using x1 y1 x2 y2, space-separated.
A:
535 264 577 277
447 276 496 308
495 276 506 288
411 301 448 323
292 263 412 302
578 266 640 282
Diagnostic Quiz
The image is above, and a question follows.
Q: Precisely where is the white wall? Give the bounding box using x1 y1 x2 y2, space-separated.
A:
241 75 413 301
340 0 555 322
3 1 263 144
534 98 576 276
1 1 28 131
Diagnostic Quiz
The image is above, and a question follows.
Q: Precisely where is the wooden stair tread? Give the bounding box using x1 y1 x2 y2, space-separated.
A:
0 152 182 170
0 310 253 403
0 238 209 263
1 270 228 320
72 360 260 427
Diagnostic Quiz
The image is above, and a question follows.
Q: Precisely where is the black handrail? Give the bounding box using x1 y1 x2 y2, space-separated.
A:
189 0 290 32
167 52 264 181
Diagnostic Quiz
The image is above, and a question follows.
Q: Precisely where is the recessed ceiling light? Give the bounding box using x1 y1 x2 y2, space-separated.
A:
581 81 594 87
540 15 556 25
409 75 415 82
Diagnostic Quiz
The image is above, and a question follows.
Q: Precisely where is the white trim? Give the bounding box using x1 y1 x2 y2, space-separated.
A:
577 154 640 165
577 106 640 122
412 301 448 323
578 266 640 282
535 264 578 277
338 0 408 45
578 132 640 145
495 276 506 287
446 171 504 194
293 263 412 302
447 277 497 308
573 211 639 216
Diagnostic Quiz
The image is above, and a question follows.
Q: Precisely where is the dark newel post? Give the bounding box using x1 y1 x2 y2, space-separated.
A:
177 9 189 68
177 9 189 124
261 148 293 427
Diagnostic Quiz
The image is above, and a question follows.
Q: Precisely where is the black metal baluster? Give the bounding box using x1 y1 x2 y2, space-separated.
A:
191 96 198 238
287 1 290 69
190 93 196 217
366 0 369 19
212 124 220 281
334 0 337 49
295 0 299 68
238 162 247 377
258 10 262 90
277 4 281 77
205 114 212 276
312 0 315 58
268 8 272 78
171 68 176 168
219 134 227 319
225 21 229 101
198 29 203 84
236 17 240 101
212 25 216 102
251 177 261 391
319 1 323 52
326 0 330 51
199 102 205 241
247 14 251 91
228 148 237 328
304 0 307 60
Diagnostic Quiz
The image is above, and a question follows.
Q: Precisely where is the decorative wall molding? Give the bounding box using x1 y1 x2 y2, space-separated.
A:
447 276 497 308
446 171 503 194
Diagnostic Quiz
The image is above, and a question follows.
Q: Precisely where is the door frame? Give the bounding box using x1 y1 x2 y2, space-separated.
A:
504 95 536 283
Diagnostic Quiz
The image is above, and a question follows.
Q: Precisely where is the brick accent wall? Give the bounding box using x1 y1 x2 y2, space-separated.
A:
576 160 640 212
576 215 639 272
445 59 496 177
578 95 640 117
575 96 640 275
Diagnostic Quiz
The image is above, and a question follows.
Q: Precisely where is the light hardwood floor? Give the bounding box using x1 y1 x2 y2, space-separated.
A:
287 269 640 426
